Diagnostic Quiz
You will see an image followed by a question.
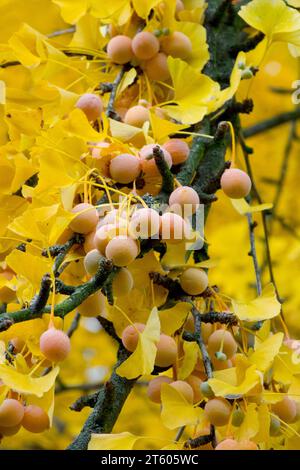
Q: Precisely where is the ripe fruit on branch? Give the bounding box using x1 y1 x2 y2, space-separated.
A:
220 168 251 199
139 144 172 177
0 399 24 427
109 154 141 184
161 31 192 59
179 268 208 295
169 186 200 215
107 35 133 64
75 93 103 122
129 208 160 239
70 203 98 235
204 397 232 426
160 212 189 244
83 249 102 276
105 235 139 266
147 376 172 403
144 53 170 81
163 139 189 165
207 329 237 359
22 405 50 433
132 31 160 60
155 334 177 367
121 323 145 352
0 423 21 436
170 380 194 403
112 268 133 297
39 328 71 362
83 230 96 253
186 375 203 403
272 397 297 423
77 291 106 317
231 408 245 427
124 105 150 128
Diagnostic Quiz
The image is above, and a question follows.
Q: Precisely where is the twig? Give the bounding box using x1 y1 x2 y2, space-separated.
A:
106 66 127 120
191 306 213 379
243 108 300 138
0 259 114 332
29 274 52 314
70 391 100 411
246 215 262 296
67 312 81 338
47 27 76 38
152 145 174 194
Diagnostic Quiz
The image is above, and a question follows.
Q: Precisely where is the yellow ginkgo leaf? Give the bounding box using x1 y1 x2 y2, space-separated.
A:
239 0 300 48
131 0 161 18
161 383 204 429
232 283 281 322
52 0 88 24
88 432 140 450
254 403 271 443
249 332 284 372
60 108 104 143
150 111 187 145
117 307 160 379
273 345 300 384
0 315 62 345
208 365 261 399
5 250 52 289
163 57 219 125
117 68 137 96
109 118 144 143
159 301 191 336
178 341 199 380
231 197 273 215
0 364 59 397
235 403 259 441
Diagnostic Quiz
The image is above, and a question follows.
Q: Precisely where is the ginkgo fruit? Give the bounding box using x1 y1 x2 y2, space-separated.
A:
186 375 203 403
0 399 24 427
22 405 50 433
179 268 208 295
132 31 160 60
144 52 170 81
211 356 233 371
231 408 245 427
169 186 200 214
77 291 106 317
129 208 160 238
124 105 150 128
161 31 192 59
204 397 232 426
272 397 297 424
109 154 141 184
147 376 172 404
170 380 194 403
175 0 184 15
269 415 281 436
0 423 21 436
163 139 190 165
70 203 98 235
215 438 258 450
220 168 252 199
39 328 71 362
121 323 145 352
83 249 102 276
155 334 177 367
94 224 114 255
207 329 237 359
112 268 134 297
84 230 96 253
105 236 139 266
139 144 172 177
107 35 133 64
75 93 103 122
160 212 189 244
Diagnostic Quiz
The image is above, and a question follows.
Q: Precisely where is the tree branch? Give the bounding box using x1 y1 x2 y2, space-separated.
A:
243 108 300 138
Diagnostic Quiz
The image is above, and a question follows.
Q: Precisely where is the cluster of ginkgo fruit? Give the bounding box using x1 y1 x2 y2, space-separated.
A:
0 0 258 447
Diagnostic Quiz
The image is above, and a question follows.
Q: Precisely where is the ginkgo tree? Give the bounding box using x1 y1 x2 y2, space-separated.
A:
0 0 300 451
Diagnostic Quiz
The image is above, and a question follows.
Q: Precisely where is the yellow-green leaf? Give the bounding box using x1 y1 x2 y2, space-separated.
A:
232 284 281 322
